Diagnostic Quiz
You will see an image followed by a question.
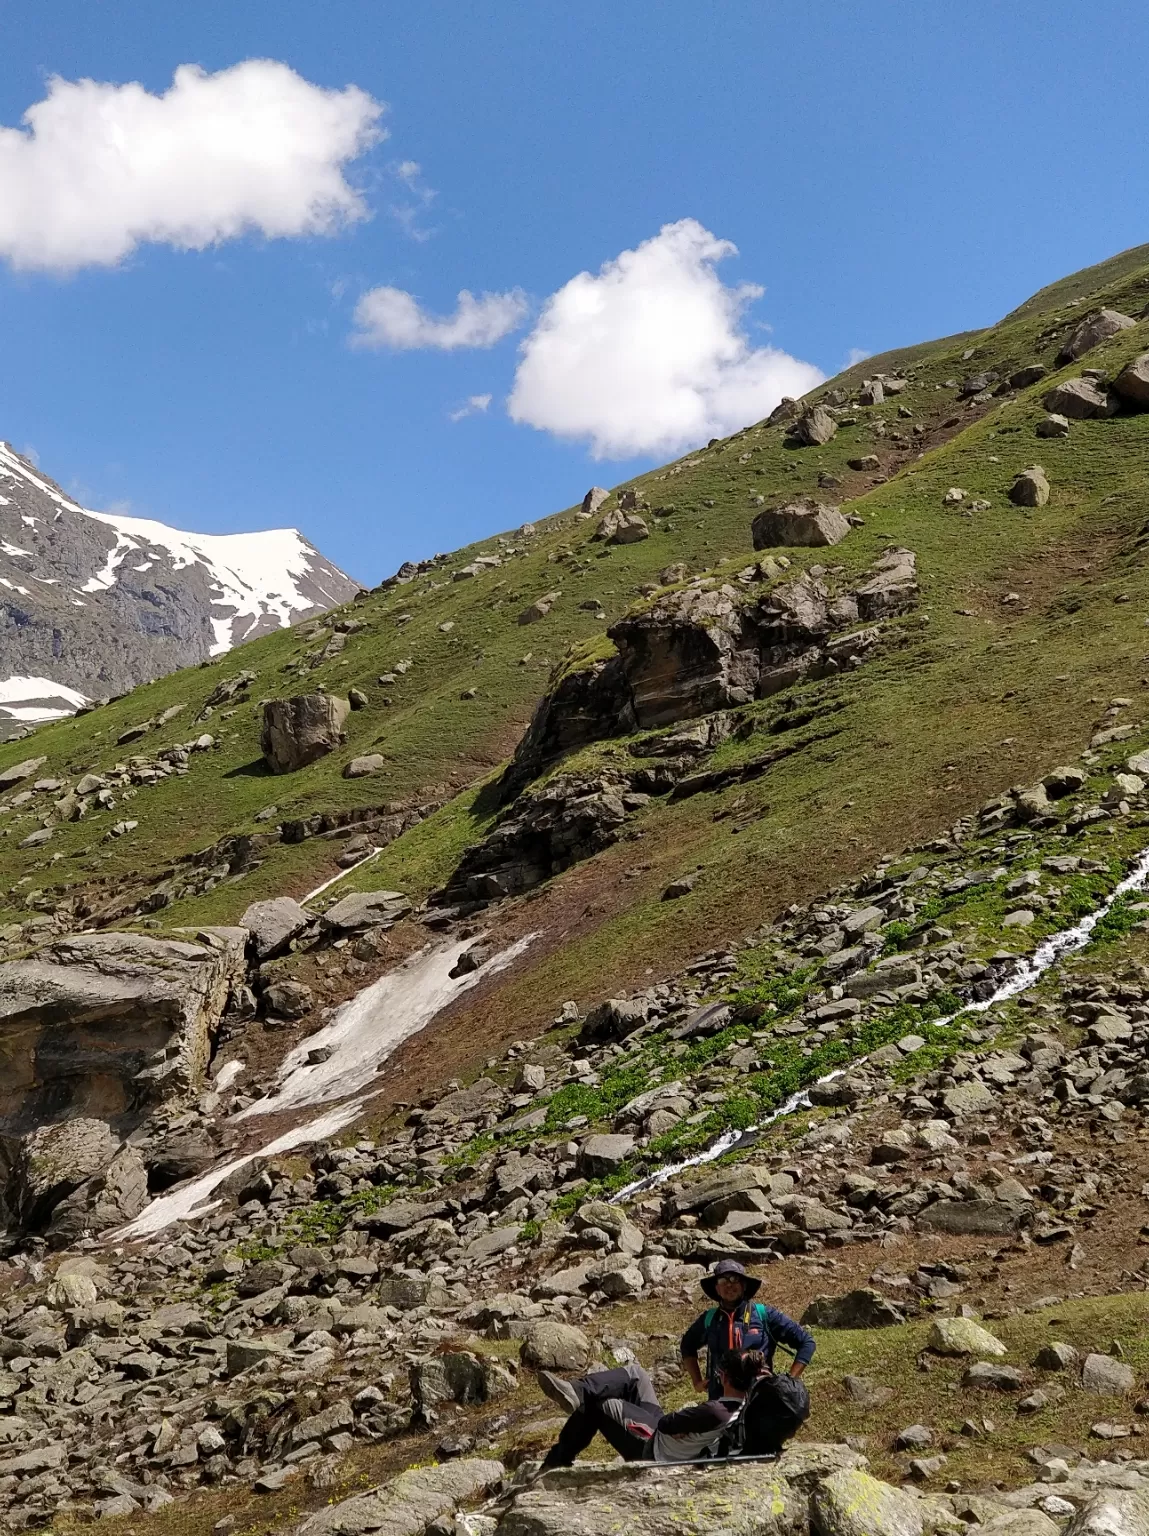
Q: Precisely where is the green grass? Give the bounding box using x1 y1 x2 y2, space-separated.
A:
2 249 1149 1088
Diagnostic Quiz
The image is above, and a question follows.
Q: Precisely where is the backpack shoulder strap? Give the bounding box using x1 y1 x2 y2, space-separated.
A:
703 1306 718 1328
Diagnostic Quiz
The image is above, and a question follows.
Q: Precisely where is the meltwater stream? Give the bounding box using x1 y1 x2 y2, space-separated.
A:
613 843 1149 1203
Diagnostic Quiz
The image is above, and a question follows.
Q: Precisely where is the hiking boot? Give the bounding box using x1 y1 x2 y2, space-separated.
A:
538 1371 582 1414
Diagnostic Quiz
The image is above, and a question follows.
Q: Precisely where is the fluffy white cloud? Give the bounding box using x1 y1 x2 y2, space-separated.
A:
507 218 824 459
448 393 493 422
0 60 384 273
353 285 528 350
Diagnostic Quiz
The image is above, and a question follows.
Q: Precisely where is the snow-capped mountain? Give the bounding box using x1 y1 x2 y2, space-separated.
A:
0 441 360 737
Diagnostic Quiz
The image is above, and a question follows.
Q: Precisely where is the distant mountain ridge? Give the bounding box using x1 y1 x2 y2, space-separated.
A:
0 441 360 736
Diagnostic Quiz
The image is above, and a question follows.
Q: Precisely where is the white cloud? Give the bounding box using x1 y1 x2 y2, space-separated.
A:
389 158 438 242
352 285 528 350
0 60 384 273
448 393 493 422
845 347 873 368
506 218 824 459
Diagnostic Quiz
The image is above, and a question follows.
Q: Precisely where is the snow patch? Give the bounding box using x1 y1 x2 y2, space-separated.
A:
114 1101 365 1239
237 934 536 1120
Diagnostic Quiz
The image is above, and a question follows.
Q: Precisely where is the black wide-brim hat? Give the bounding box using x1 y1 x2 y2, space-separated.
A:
700 1258 762 1301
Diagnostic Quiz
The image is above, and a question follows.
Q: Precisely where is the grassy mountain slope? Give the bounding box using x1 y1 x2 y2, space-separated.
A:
2 250 1149 1070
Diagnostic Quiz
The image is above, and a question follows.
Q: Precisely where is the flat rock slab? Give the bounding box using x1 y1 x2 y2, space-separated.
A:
917 1200 1020 1236
296 1457 504 1536
811 1467 925 1536
500 1459 805 1536
1064 1490 1149 1536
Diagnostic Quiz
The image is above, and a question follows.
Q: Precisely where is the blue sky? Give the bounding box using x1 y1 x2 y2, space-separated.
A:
1 1 1147 586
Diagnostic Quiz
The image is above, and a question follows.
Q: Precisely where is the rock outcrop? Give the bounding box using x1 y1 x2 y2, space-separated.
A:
0 928 246 1134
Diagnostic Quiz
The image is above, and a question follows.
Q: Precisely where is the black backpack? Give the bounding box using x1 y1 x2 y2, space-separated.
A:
719 1372 811 1458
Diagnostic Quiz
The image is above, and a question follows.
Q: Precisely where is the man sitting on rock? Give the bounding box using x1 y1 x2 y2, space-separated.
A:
537 1349 771 1468
680 1260 815 1399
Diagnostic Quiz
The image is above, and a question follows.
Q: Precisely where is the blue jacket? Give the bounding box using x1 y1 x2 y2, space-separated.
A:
680 1301 815 1398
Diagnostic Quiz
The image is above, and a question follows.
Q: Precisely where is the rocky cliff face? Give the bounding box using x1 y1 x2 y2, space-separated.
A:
0 442 360 734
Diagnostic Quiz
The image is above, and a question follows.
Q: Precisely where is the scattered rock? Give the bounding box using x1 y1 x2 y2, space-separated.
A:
752 500 851 549
261 694 350 773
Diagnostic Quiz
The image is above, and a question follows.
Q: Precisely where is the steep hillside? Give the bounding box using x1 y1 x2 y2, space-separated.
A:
1 247 1149 1534
0 441 359 729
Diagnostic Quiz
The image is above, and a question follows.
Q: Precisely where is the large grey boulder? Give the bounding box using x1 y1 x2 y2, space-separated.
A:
918 1200 1020 1236
1057 308 1137 362
1042 377 1116 419
9 1117 118 1231
240 896 311 960
520 1321 593 1371
0 757 46 791
1009 466 1051 507
499 1459 804 1536
802 1289 905 1329
578 1133 635 1176
1114 352 1149 408
811 1468 924 1536
1081 1352 1135 1395
581 487 609 517
319 889 410 931
296 1458 504 1536
261 693 350 773
928 1317 1006 1357
596 508 650 545
792 404 838 446
752 499 850 549
1063 1491 1149 1536
0 929 246 1135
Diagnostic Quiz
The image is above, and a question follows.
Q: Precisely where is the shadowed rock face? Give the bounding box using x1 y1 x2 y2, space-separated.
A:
508 550 919 778
0 929 246 1135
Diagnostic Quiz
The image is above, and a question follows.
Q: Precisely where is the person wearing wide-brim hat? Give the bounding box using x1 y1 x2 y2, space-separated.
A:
681 1260 815 1399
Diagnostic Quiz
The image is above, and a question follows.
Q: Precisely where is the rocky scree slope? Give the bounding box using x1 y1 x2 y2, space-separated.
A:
0 441 359 733
6 730 1149 1529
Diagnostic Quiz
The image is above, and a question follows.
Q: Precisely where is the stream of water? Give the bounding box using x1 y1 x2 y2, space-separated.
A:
612 843 1149 1202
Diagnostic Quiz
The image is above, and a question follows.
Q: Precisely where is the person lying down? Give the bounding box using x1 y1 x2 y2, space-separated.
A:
537 1348 809 1469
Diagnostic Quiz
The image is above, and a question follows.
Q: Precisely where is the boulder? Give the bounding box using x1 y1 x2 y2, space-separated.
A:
1113 352 1149 409
343 754 385 778
580 998 648 1042
295 1458 505 1536
596 508 650 544
1036 413 1070 438
10 1117 118 1231
48 1142 149 1242
929 1317 1007 1357
578 1134 635 1176
320 889 410 931
581 487 609 518
520 1321 593 1372
918 1200 1020 1236
240 897 310 960
1042 377 1115 419
1009 466 1050 507
811 1468 923 1536
1062 1492 1149 1536
792 404 838 446
262 979 313 1019
752 500 851 549
962 1362 1025 1390
802 1289 905 1329
261 693 350 774
0 757 46 791
1082 1353 1135 1395
1057 308 1137 363
0 929 246 1141
500 1459 802 1536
